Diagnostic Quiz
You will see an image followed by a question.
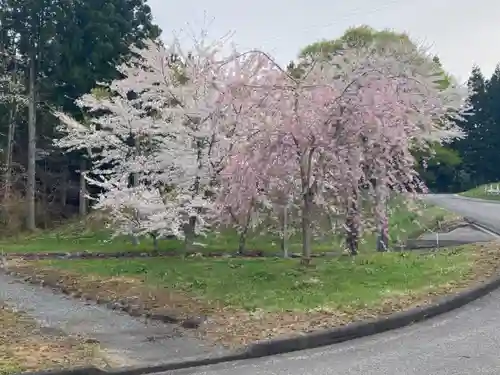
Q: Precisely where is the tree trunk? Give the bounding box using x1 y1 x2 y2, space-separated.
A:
60 161 68 208
183 215 197 253
130 233 139 246
301 190 313 265
281 204 289 258
345 216 358 255
1 104 16 227
184 138 204 253
299 148 314 266
376 203 389 252
236 199 255 255
237 228 249 255
345 190 359 256
150 233 158 251
0 31 16 202
376 226 389 252
78 157 87 216
131 136 140 186
4 90 17 200
41 160 49 228
129 136 140 245
26 51 36 231
375 175 389 252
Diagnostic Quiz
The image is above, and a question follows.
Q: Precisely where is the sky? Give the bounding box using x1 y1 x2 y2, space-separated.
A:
148 0 500 84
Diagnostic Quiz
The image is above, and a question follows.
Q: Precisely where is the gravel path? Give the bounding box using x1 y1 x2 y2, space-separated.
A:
0 272 229 368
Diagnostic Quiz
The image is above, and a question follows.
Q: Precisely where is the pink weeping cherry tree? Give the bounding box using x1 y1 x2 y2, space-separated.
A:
219 41 467 263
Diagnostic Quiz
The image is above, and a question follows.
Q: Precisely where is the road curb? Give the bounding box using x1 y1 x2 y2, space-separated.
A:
16 269 500 375
401 238 492 250
2 250 269 260
2 249 340 260
463 217 500 237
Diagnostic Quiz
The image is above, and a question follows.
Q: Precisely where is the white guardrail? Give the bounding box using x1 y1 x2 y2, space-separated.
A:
485 184 500 195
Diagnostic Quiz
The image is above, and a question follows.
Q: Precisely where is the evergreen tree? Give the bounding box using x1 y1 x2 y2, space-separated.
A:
451 65 491 186
0 0 161 229
482 65 500 181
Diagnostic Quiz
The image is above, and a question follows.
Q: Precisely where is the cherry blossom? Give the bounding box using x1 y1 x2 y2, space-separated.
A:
53 32 468 260
52 34 272 247
218 41 467 260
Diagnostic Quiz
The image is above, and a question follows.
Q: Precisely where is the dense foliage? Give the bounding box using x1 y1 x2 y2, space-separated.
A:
0 0 160 231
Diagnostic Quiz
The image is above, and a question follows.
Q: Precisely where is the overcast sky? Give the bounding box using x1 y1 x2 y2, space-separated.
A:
148 0 499 83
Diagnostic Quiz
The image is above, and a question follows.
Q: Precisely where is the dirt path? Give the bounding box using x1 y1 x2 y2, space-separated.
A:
0 271 229 369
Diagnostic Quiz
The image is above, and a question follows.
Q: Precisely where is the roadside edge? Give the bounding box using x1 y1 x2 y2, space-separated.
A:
16 268 500 375
453 194 500 204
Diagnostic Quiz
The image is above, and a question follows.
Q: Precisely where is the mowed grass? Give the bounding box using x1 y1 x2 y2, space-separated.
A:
40 247 474 312
460 182 500 201
0 200 457 255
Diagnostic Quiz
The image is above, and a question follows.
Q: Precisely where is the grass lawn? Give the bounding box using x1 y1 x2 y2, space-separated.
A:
0 304 104 374
0 200 459 255
38 250 473 311
10 241 499 347
460 182 500 201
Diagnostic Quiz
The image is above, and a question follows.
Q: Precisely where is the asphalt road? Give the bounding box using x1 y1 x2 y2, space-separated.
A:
163 194 500 375
425 194 500 234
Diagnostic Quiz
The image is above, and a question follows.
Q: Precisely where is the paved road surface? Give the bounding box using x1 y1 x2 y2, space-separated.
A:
163 194 500 375
425 194 500 233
